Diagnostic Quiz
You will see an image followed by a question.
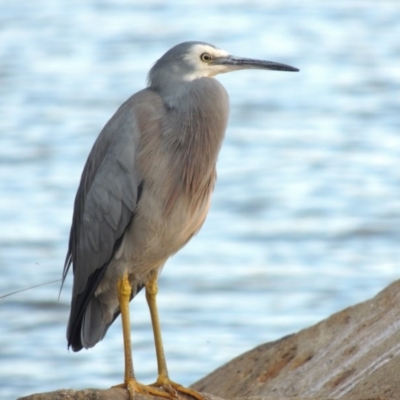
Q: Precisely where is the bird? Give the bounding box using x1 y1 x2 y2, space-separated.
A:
61 41 298 400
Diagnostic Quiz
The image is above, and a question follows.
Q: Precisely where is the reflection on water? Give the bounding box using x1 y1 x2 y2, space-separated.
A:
1 2 400 399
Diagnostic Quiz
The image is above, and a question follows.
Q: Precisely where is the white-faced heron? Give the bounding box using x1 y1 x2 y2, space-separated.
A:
62 41 298 399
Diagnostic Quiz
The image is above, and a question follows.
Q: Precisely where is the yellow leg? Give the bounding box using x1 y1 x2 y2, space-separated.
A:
114 272 172 399
146 270 204 400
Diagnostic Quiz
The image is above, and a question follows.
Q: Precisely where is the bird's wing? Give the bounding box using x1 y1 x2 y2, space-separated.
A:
62 89 162 348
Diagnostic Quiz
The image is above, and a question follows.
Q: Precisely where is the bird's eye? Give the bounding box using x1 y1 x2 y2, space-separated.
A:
200 53 212 62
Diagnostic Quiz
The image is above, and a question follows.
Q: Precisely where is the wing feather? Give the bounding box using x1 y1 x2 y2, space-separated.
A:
62 89 163 350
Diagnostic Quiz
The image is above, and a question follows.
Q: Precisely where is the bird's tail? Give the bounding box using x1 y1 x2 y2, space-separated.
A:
68 282 144 351
80 296 112 349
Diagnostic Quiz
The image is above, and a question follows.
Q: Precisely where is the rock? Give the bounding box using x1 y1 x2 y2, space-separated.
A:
19 280 400 400
192 279 400 399
17 388 129 400
17 388 221 400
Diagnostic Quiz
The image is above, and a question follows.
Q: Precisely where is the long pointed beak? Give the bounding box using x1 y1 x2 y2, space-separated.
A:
212 55 299 72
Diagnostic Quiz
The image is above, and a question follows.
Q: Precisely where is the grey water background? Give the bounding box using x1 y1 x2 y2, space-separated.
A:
1 1 400 399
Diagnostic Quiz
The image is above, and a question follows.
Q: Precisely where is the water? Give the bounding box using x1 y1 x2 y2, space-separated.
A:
1 1 400 399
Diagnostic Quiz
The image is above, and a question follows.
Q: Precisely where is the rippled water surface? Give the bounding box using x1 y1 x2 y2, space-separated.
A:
1 1 400 399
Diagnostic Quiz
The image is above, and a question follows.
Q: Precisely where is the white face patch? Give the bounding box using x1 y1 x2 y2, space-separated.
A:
182 44 231 81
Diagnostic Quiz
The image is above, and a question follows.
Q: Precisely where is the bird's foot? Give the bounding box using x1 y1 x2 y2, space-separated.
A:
150 376 205 400
112 378 172 399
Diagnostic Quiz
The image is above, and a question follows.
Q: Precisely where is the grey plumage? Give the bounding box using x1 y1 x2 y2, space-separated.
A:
61 41 298 393
63 96 143 349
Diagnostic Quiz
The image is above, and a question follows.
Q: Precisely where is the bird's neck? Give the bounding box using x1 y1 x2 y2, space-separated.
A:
164 78 229 201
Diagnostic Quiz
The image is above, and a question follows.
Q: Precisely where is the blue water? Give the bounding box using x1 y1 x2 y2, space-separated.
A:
1 1 400 399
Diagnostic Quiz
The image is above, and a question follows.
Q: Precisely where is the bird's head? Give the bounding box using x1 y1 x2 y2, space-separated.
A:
148 41 298 90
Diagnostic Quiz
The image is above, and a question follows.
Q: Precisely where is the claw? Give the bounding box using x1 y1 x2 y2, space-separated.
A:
150 376 205 400
113 379 173 399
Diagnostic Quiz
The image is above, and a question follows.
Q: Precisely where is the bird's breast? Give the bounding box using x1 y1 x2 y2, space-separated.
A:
122 176 212 273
